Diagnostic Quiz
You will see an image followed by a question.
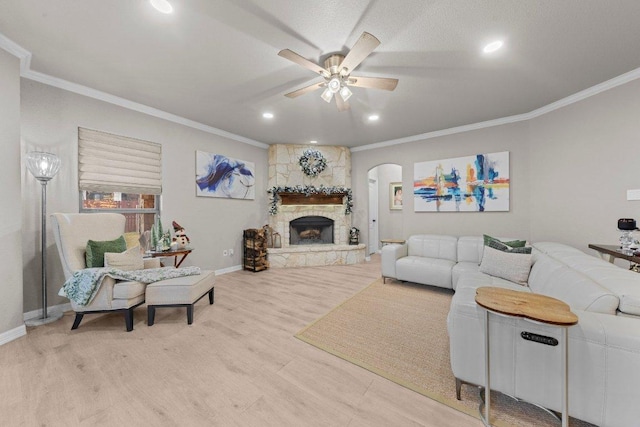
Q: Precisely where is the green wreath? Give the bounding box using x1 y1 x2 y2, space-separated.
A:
299 149 327 177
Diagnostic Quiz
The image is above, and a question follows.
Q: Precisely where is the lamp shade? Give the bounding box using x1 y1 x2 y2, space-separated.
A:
26 152 61 182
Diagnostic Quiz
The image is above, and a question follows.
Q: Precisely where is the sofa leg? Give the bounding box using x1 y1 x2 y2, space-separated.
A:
208 287 215 304
187 304 194 325
148 306 155 326
124 308 134 332
382 276 386 284
455 378 462 400
71 313 84 330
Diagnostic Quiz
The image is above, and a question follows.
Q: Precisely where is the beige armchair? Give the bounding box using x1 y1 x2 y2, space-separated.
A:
51 213 149 331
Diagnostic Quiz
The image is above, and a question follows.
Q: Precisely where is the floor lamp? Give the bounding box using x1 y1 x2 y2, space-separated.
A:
25 151 63 326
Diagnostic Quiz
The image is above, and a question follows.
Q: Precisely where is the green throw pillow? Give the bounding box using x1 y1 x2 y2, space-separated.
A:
85 235 126 268
483 234 531 254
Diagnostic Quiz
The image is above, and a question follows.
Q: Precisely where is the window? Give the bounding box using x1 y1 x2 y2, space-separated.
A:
80 192 158 233
77 127 162 233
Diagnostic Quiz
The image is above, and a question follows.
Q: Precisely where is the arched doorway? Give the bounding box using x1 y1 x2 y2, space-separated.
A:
367 163 403 255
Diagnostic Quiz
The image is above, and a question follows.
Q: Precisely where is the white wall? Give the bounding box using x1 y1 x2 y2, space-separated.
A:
0 49 24 337
529 78 640 255
21 80 268 312
352 122 531 247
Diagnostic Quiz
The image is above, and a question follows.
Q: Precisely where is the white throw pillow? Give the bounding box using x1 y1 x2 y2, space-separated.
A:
479 245 532 285
104 246 144 271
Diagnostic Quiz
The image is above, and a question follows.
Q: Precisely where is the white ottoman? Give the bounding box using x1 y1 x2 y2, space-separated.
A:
146 270 216 325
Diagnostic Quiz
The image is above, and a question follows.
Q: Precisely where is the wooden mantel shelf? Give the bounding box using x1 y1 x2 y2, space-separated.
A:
279 192 345 206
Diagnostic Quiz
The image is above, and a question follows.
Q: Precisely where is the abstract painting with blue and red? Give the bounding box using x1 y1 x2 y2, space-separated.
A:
414 151 509 212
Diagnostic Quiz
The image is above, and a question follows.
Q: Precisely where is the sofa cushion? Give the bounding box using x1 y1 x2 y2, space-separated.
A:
112 280 146 300
407 235 457 262
85 235 126 268
479 246 533 285
452 261 480 290
528 256 619 314
396 256 455 288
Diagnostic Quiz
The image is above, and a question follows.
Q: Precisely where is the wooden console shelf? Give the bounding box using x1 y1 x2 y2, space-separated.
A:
279 192 345 206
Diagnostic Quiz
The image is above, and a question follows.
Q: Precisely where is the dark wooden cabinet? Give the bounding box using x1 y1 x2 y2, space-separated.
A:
243 229 269 272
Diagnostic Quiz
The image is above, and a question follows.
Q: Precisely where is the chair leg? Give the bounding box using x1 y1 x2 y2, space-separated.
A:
71 313 84 330
148 306 155 326
187 304 194 325
208 287 215 304
455 378 462 400
124 308 134 332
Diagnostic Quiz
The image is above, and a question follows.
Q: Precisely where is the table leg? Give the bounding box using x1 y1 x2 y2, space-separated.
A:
561 327 569 427
175 253 188 267
484 309 491 426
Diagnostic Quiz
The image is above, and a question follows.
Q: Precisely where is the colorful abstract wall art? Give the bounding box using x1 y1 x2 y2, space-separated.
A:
196 151 255 199
413 151 509 212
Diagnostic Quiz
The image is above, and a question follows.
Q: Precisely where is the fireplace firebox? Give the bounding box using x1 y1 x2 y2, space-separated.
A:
289 216 334 245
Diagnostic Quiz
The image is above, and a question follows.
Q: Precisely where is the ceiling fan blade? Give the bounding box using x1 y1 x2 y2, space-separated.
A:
278 49 330 78
284 82 325 98
347 76 398 91
339 32 381 75
335 95 350 112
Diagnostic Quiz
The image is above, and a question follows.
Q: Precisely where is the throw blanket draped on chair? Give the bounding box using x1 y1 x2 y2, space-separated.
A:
59 266 202 306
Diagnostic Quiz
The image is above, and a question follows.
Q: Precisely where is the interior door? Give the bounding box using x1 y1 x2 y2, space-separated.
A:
368 178 379 254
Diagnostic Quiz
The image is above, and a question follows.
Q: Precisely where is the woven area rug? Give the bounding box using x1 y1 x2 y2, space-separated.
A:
296 279 594 427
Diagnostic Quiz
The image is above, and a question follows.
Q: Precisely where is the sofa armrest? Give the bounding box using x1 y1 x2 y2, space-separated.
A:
381 243 408 280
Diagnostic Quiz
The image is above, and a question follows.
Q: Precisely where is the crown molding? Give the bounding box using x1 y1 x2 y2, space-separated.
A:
353 66 640 152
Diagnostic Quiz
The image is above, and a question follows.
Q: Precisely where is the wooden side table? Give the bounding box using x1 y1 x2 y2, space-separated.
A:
380 239 406 246
147 248 193 268
475 287 578 427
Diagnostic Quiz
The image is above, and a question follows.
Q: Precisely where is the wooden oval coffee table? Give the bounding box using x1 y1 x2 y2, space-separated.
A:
475 287 578 427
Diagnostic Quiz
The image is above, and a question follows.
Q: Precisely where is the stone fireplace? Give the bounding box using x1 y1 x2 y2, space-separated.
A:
267 144 365 268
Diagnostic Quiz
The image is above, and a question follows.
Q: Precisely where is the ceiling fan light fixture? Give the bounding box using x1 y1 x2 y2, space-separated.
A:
328 77 341 94
339 86 352 102
321 87 334 103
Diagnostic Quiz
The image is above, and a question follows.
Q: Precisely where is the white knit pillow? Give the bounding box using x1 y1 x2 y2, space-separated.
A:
479 245 532 285
104 246 144 271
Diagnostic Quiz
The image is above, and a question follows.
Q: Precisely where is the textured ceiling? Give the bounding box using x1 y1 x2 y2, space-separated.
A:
1 0 640 147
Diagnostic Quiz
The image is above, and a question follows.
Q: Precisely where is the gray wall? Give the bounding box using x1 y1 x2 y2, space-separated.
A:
21 80 268 312
529 78 640 255
375 164 403 242
0 49 24 335
352 78 640 261
352 122 532 246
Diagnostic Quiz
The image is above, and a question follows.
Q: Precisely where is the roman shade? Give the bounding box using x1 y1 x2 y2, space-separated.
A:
78 127 162 195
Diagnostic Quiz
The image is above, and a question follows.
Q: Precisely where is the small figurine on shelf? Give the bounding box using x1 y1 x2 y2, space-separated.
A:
349 227 360 245
172 221 190 249
151 218 172 251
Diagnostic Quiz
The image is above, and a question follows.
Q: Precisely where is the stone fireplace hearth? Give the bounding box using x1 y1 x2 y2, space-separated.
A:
267 144 365 268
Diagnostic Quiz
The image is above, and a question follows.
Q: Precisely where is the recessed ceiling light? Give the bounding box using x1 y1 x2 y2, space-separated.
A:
309 140 318 144
483 40 503 54
368 114 380 121
150 0 173 14
262 112 274 119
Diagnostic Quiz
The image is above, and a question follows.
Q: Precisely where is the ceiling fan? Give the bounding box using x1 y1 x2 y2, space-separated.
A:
278 32 399 112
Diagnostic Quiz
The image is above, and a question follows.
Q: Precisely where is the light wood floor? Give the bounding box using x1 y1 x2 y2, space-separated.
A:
0 255 481 426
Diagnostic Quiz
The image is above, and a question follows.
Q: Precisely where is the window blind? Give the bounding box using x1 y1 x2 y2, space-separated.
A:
78 127 162 195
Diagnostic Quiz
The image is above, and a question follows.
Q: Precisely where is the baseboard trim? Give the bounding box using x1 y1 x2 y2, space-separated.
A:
23 302 71 321
215 265 243 275
0 324 26 346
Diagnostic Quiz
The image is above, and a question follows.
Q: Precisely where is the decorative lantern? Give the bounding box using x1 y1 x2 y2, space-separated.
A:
272 232 282 248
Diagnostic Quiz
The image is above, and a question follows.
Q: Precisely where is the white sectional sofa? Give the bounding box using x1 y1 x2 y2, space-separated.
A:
382 235 640 427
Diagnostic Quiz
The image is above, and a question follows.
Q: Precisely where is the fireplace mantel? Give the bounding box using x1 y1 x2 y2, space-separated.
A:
279 192 345 206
